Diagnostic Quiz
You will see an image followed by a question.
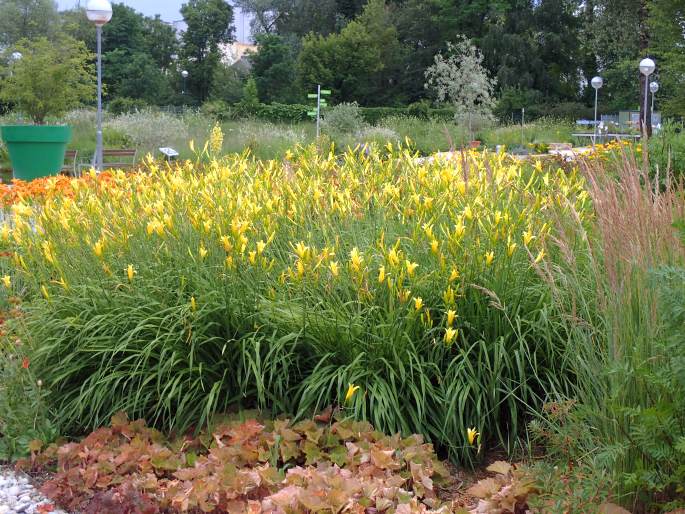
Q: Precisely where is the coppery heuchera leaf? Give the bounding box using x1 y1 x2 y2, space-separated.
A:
486 461 513 475
28 414 453 514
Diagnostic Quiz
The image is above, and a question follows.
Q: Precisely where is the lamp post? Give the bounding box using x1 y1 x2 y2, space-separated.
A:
591 76 603 146
86 0 113 172
181 70 189 96
639 58 655 139
649 81 659 126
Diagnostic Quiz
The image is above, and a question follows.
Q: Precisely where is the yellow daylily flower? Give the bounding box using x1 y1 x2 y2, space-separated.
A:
294 241 310 260
446 309 457 327
405 260 418 277
329 261 340 277
534 249 546 263
93 240 104 258
453 220 466 239
443 286 455 306
387 247 400 267
398 289 411 303
484 251 495 266
523 229 534 247
349 247 363 273
127 264 135 282
2 275 11 288
221 235 233 253
507 240 517 257
345 383 360 403
377 266 386 284
467 427 480 445
42 242 55 265
147 220 164 236
413 297 424 311
444 327 458 345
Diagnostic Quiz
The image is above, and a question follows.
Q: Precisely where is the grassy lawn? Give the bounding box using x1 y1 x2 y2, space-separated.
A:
0 109 605 178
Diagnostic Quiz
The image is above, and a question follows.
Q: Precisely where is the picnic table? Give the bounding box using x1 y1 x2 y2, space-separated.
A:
572 133 641 142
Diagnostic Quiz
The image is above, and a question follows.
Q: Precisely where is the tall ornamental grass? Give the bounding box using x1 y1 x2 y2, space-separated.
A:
529 151 685 511
4 144 590 463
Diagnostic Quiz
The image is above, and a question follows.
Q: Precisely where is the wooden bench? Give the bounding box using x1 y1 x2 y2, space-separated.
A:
102 149 137 169
78 149 137 175
60 150 78 176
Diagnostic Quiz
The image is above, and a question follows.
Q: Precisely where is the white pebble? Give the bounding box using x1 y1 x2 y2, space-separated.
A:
0 469 68 514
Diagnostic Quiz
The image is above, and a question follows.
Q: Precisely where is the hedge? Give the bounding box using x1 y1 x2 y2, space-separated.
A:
201 100 457 124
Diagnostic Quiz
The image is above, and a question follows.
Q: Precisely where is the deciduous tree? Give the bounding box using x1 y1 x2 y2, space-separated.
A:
0 36 95 124
298 20 382 104
250 33 298 103
648 0 685 117
425 37 497 139
0 0 58 46
297 0 403 105
180 0 235 102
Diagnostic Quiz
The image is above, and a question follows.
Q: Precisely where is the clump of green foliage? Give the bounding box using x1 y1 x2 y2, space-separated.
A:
649 121 685 182
0 340 58 462
0 279 58 462
321 102 367 135
5 146 587 466
0 37 95 124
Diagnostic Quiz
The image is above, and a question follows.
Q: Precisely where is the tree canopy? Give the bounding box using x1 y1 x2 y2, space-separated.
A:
0 0 58 47
0 0 683 117
0 36 95 123
180 0 235 103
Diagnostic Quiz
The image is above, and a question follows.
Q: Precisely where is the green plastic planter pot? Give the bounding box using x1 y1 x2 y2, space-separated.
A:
1 125 72 181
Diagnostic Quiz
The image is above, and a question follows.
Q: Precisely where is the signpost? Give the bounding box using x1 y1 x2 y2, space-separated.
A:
307 85 331 138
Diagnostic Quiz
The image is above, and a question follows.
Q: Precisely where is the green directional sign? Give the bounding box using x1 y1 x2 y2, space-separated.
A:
309 86 331 138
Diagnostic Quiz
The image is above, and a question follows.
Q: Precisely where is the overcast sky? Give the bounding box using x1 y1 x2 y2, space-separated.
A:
56 1 252 41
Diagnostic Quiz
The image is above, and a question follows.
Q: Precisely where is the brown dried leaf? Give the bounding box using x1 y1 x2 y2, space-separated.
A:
466 477 501 499
486 461 513 475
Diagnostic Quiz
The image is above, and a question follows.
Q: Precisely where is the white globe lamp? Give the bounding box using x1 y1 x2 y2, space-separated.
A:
86 0 113 26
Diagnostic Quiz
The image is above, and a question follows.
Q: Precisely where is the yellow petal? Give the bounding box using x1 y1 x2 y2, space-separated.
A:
344 383 360 403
